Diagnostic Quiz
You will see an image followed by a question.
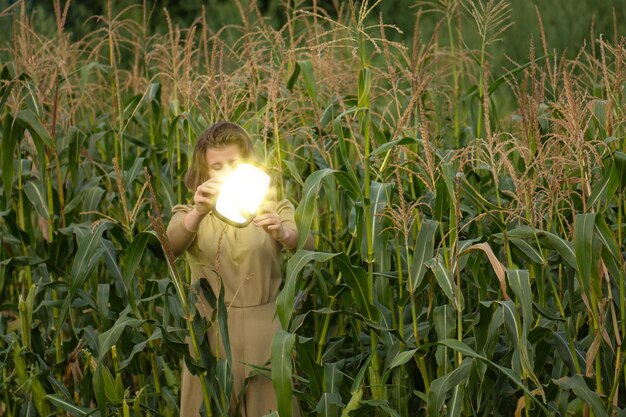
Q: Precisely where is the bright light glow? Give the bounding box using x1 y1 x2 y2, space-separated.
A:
214 163 270 226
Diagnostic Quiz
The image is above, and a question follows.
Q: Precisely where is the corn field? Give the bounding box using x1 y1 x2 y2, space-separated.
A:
1 0 625 416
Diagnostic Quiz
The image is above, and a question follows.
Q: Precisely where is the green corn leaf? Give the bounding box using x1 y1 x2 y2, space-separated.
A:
427 359 471 417
543 232 577 269
286 60 301 91
553 331 581 374
447 385 464 417
506 270 544 395
319 363 343 416
359 400 401 417
123 231 157 292
382 349 418 382
276 250 336 329
358 67 372 108
587 161 618 209
67 127 83 186
510 238 546 264
82 186 106 213
97 314 145 360
341 387 363 417
299 60 317 105
458 177 506 230
433 174 449 222
15 109 55 149
369 136 421 158
2 113 20 199
433 304 455 367
324 362 343 393
271 330 296 417
553 375 608 417
23 180 49 220
573 213 598 297
315 393 342 417
124 156 146 187
283 160 304 187
96 283 110 327
368 181 392 263
441 163 457 202
119 328 162 369
0 64 14 112
493 299 522 375
122 93 142 124
46 395 94 416
319 96 358 127
12 339 50 416
295 339 323 398
296 169 359 249
216 359 233 411
70 221 108 295
334 252 378 320
506 270 532 336
95 360 123 408
409 219 438 292
333 113 361 190
426 257 461 310
504 226 576 268
56 222 108 337
594 214 621 262
594 214 624 280
350 351 373 394
216 280 233 366
92 362 107 417
434 339 549 413
101 238 122 285
614 151 626 192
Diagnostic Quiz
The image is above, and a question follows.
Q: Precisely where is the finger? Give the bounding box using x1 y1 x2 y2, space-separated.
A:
253 213 273 222
196 185 215 195
202 177 222 185
195 195 212 204
254 218 278 227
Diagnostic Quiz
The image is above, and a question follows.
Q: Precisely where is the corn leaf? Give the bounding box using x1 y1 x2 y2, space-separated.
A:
409 219 438 292
428 359 471 417
276 250 337 329
271 330 296 417
334 252 379 321
553 375 608 417
23 180 49 220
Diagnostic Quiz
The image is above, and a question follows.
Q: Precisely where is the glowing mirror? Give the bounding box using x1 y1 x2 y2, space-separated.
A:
214 163 270 227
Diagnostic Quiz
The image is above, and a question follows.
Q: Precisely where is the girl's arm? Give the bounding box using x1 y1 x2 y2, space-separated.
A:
253 200 315 251
166 206 205 256
167 179 219 256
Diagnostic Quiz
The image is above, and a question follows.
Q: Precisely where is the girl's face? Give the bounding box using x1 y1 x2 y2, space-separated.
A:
205 144 242 180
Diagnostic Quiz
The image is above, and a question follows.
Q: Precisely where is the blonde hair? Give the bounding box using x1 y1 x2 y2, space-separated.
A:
185 121 254 190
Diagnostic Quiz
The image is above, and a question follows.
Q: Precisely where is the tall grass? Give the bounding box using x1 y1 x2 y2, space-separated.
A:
0 0 625 416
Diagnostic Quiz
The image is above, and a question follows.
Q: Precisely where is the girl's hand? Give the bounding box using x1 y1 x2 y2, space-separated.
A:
254 207 298 249
194 178 222 215
253 208 286 240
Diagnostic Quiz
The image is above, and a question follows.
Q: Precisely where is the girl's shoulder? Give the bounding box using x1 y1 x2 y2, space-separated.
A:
265 198 295 211
172 204 194 214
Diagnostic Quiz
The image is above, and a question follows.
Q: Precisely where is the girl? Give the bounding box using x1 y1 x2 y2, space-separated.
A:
166 121 311 417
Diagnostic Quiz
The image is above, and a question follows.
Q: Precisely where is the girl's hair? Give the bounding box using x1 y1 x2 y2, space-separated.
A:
185 121 254 190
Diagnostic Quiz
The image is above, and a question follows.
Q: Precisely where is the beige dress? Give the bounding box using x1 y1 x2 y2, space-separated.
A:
166 200 297 417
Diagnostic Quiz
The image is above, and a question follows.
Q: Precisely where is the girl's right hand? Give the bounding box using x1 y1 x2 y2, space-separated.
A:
194 178 222 215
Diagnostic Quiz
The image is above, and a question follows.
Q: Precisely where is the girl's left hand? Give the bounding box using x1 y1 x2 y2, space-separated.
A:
253 208 287 241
